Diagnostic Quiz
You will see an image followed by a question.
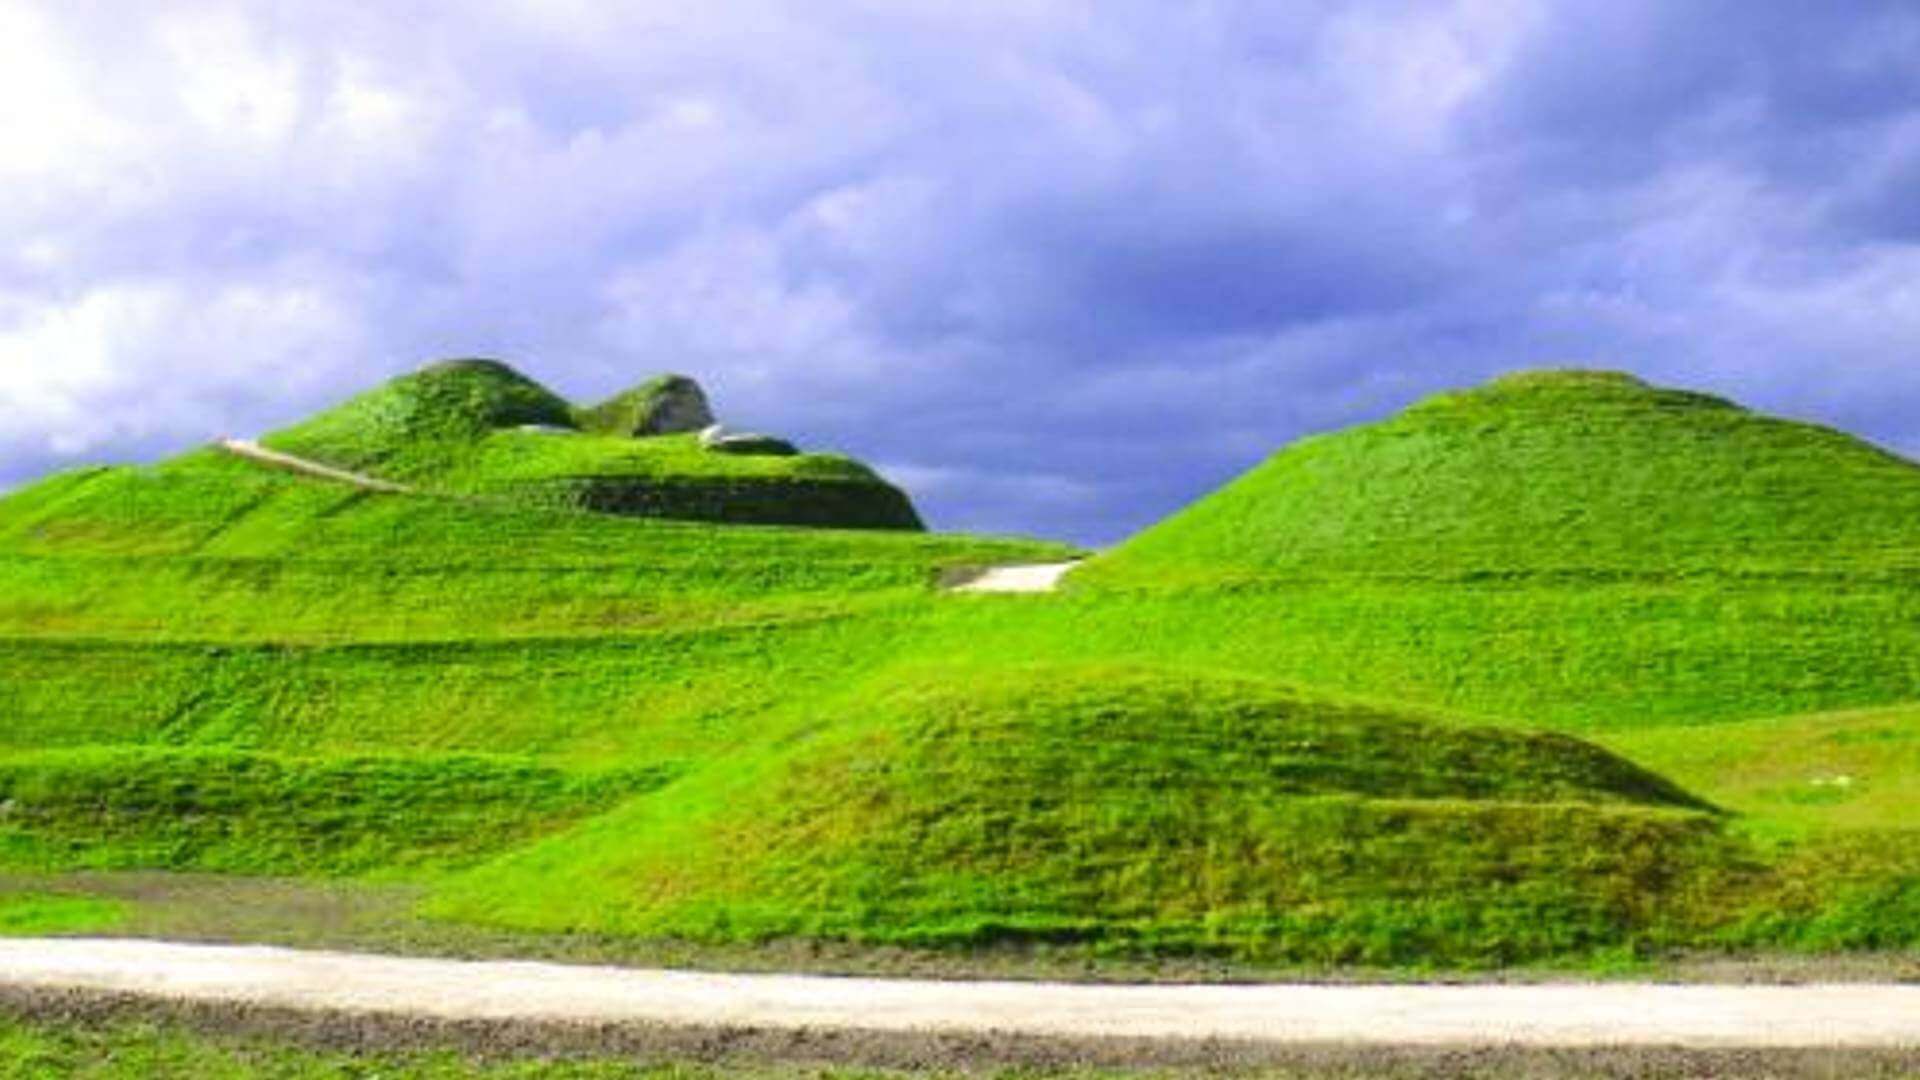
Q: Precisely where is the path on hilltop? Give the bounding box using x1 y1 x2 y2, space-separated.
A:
3 939 1918 1049
947 561 1081 593
218 439 411 493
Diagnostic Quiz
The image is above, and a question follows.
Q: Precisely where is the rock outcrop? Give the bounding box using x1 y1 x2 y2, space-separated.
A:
699 424 800 457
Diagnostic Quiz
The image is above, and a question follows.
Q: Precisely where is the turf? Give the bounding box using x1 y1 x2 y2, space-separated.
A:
0 749 665 877
1089 369 1920 583
2 365 1918 970
261 359 922 529
436 664 1758 967
0 892 125 936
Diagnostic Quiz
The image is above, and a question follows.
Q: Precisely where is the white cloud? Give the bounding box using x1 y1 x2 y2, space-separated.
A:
0 1 1917 541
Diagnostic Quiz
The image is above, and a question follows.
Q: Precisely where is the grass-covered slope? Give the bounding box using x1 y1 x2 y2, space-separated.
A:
0 444 1084 915
1094 370 1920 582
437 664 1753 966
0 364 1916 970
263 359 922 529
0 451 1073 759
1042 370 1920 729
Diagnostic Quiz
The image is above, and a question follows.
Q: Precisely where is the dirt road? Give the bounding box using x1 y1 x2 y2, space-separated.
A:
2 939 1917 1047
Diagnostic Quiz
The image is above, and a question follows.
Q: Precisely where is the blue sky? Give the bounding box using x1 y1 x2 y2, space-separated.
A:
3 1 1919 543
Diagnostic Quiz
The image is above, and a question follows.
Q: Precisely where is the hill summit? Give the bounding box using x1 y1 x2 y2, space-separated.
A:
1093 367 1920 582
262 359 924 530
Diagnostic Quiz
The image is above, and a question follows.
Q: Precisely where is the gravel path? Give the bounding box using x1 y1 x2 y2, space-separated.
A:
3 939 1918 1047
949 561 1080 593
218 439 411 493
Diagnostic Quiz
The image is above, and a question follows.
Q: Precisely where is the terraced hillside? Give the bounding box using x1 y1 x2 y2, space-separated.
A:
0 365 1915 970
264 359 923 529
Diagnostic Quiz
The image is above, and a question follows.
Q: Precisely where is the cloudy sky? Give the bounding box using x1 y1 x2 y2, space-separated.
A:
3 1 1919 542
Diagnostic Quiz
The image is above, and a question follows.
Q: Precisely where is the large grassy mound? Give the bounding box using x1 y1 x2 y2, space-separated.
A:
437 664 1759 965
263 359 922 529
1093 369 1920 582
1023 370 1920 729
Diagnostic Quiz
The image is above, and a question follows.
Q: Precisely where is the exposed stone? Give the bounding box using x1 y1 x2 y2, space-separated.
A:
700 424 800 456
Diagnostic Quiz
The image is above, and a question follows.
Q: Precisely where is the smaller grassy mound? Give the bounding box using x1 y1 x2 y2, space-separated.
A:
436 665 1752 966
575 373 712 436
432 431 923 530
265 359 576 476
262 359 924 529
0 749 668 877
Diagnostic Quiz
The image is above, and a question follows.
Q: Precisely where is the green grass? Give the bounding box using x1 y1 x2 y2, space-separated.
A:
0 892 124 936
1090 369 1920 583
1603 703 1920 840
435 664 1762 967
0 749 665 877
574 372 709 436
1 366 1918 971
261 359 922 529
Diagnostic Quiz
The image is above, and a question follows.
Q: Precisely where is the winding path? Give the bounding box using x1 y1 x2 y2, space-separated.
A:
218 439 411 494
2 939 1917 1048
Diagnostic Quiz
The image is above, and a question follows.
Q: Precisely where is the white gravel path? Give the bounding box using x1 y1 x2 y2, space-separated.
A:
3 939 1918 1047
949 561 1080 593
218 439 411 493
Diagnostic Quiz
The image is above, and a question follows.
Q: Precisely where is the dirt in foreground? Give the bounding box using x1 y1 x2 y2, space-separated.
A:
4 987 1919 1079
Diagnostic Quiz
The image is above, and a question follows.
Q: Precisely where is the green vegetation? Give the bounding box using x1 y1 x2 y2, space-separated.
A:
262 359 919 529
0 364 1916 971
0 750 663 876
0 891 124 936
575 373 711 436
1091 369 1920 582
1604 703 1920 839
439 665 1756 967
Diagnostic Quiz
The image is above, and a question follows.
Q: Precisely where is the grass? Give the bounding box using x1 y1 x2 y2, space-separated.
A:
1089 369 1920 582
0 749 665 877
0 365 1917 971
433 664 1762 968
261 359 922 529
1603 702 1920 840
0 892 124 936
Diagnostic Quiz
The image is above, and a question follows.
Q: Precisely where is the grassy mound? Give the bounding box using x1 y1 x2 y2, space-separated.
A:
436 665 1758 966
263 360 922 529
575 373 711 436
3 365 1917 970
265 359 576 474
1011 370 1920 729
1093 369 1920 583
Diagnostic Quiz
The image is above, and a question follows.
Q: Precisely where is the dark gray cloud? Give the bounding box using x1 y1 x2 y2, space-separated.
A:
2 0 1918 542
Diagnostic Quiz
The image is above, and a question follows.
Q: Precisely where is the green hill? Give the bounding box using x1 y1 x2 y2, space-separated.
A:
263 359 923 529
1092 369 1920 583
0 365 1915 971
438 664 1756 966
1024 370 1920 729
